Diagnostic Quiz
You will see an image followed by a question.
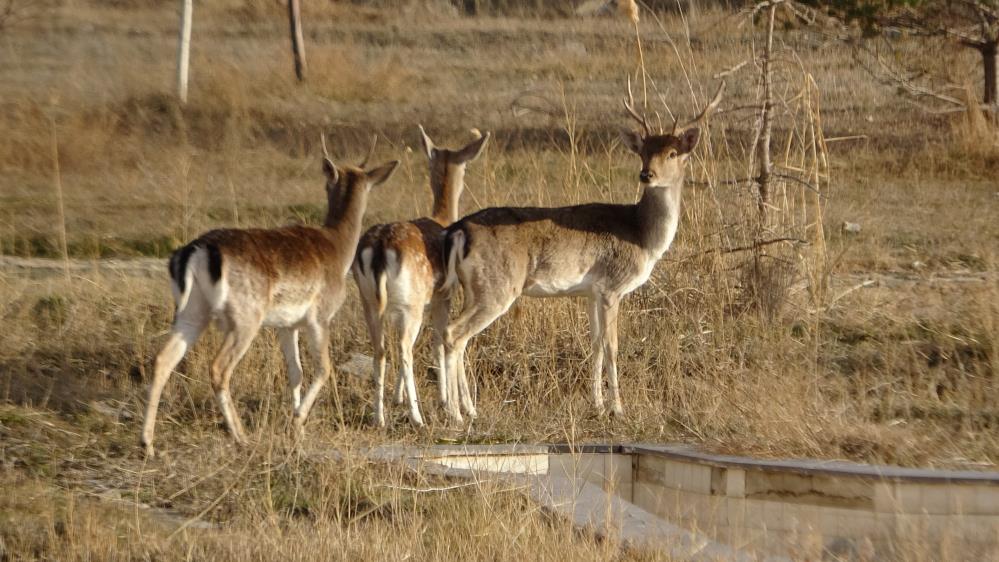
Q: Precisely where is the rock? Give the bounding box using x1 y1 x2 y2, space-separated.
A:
338 352 373 379
841 221 862 234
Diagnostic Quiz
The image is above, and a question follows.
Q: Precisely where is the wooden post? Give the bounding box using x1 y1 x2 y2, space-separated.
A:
288 0 306 82
177 0 193 104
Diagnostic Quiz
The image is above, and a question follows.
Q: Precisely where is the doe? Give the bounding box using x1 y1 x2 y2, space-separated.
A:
141 137 399 456
353 126 489 427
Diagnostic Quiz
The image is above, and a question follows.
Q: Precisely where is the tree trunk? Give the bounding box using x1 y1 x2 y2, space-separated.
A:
176 0 193 104
288 0 306 82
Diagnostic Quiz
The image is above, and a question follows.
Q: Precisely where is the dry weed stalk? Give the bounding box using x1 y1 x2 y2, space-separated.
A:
618 0 647 108
48 114 69 282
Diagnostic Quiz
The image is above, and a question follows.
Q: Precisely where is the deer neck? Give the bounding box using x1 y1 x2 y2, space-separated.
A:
430 165 464 226
637 179 683 258
323 187 368 266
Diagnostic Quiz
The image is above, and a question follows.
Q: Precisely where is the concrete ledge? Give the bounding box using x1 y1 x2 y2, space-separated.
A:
348 442 999 558
620 444 999 485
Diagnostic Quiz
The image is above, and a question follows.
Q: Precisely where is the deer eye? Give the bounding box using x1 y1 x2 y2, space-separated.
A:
667 150 678 159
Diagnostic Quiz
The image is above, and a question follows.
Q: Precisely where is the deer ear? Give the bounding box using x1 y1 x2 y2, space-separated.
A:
678 128 700 154
454 131 490 164
322 158 339 184
417 125 435 160
366 160 400 188
620 128 643 154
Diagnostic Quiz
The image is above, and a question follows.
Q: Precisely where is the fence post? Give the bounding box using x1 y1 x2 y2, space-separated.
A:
288 0 307 81
177 0 193 103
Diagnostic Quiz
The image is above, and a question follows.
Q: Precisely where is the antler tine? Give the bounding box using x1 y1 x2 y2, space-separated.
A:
320 133 331 160
358 134 378 169
622 76 651 137
679 81 726 131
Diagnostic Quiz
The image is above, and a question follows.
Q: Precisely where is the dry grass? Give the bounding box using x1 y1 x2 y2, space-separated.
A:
1 0 998 559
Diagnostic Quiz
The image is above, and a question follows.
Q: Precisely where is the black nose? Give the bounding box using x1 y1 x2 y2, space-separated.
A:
640 171 651 182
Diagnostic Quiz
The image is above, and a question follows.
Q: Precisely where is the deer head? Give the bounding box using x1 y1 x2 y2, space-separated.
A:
418 125 491 224
620 82 724 188
321 134 399 226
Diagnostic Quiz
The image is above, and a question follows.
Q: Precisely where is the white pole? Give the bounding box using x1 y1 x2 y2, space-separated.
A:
177 0 193 104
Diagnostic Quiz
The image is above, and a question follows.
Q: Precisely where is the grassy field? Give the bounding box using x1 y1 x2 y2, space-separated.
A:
1 0 998 559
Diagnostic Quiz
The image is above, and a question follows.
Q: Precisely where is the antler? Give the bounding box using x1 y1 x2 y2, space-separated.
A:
622 75 651 137
358 134 378 168
674 81 726 133
320 133 331 160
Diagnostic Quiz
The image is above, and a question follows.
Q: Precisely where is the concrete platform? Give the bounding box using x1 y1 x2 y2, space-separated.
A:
370 443 999 559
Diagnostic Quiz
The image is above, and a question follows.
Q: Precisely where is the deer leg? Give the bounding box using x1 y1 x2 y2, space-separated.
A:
393 318 408 406
360 294 388 428
210 315 261 445
586 295 607 414
396 304 425 426
603 297 623 416
445 292 517 421
429 290 451 406
294 320 333 433
142 303 209 457
278 329 303 412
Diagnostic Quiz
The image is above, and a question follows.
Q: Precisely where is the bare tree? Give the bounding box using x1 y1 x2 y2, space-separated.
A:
802 0 999 116
0 0 50 32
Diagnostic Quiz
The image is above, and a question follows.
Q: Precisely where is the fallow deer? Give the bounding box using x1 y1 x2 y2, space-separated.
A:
141 136 399 457
440 84 724 422
353 126 489 427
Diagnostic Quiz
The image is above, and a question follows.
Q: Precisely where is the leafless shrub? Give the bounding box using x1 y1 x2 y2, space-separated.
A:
0 0 55 31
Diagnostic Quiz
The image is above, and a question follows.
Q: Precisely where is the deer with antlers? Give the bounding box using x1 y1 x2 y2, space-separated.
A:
353 126 489 427
439 83 724 422
141 136 399 457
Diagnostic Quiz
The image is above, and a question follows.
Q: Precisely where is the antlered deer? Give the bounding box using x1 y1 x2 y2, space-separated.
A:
141 136 399 457
353 126 489 427
440 84 724 422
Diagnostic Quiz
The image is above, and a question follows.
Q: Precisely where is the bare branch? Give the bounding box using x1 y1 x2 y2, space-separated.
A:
774 172 826 198
850 39 970 112
379 482 484 494
687 237 808 258
720 237 807 254
713 60 749 79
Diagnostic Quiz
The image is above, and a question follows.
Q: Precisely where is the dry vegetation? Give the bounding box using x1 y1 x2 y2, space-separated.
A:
1 0 998 559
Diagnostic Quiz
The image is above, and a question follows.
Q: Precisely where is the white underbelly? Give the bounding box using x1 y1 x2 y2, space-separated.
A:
262 302 313 327
523 272 594 298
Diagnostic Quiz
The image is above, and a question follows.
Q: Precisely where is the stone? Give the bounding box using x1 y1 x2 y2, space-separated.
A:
842 221 862 234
